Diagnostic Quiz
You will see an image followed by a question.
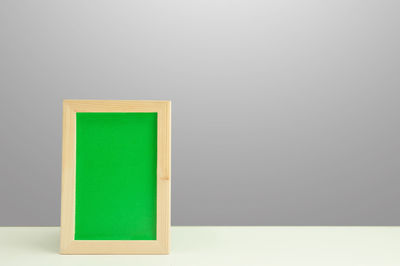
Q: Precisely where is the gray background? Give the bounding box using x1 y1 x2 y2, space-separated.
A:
1 0 399 226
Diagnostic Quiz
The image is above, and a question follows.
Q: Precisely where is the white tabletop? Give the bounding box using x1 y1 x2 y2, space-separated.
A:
1 226 399 266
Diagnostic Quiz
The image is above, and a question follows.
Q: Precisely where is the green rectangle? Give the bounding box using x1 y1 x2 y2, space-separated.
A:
75 112 157 240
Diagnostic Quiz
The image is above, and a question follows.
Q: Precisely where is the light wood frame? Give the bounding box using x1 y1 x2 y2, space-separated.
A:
60 100 171 254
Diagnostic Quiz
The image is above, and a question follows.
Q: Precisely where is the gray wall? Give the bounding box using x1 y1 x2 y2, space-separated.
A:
1 0 399 226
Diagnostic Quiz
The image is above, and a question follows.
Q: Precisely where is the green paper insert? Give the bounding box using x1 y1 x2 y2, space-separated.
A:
74 112 157 240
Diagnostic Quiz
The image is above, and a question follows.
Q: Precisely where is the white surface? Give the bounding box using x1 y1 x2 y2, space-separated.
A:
1 227 399 266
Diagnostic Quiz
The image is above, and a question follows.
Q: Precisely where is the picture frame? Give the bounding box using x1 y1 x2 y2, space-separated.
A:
60 100 171 254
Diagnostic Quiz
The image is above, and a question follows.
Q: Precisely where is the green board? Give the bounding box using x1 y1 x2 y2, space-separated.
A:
74 112 157 240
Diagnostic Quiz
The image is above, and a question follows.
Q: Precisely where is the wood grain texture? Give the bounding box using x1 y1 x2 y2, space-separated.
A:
60 100 171 254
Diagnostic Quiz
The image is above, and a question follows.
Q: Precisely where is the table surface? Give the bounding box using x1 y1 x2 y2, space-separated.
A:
1 226 399 266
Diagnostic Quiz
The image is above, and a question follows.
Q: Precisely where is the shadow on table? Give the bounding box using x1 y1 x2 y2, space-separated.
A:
5 227 60 254
35 227 60 254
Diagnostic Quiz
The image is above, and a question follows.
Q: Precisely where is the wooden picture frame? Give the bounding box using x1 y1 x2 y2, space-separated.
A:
60 100 171 254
